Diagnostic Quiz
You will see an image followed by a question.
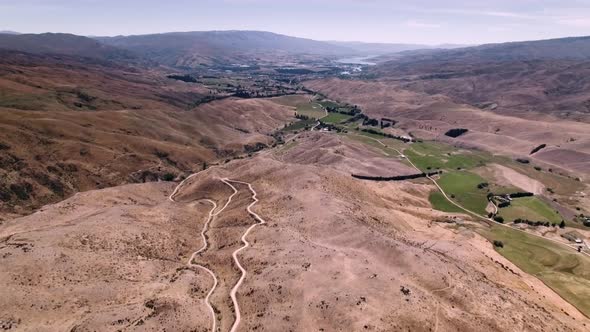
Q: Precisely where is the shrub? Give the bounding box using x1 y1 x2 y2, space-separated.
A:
559 220 566 228
516 158 530 164
10 182 33 200
244 143 267 153
362 118 379 126
0 185 11 202
493 240 504 248
493 216 505 223
477 182 489 189
161 173 175 181
154 150 169 159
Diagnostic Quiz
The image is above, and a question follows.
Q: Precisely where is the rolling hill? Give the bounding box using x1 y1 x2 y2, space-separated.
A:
0 51 295 217
372 36 590 121
96 30 356 67
0 33 137 61
376 35 590 64
328 41 468 55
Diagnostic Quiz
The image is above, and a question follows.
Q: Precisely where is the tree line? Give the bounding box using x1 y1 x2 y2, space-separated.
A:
351 171 442 182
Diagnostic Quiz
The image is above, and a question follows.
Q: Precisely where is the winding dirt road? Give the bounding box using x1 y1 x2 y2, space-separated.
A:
187 199 219 332
169 174 266 332
220 179 267 332
169 170 238 332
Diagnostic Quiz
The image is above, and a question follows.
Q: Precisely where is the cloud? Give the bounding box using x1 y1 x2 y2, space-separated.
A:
555 16 590 27
405 20 440 28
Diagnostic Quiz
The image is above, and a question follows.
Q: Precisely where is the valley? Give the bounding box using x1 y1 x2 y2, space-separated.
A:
1 27 590 331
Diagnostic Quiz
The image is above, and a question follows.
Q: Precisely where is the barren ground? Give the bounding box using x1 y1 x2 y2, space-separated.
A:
1 131 588 331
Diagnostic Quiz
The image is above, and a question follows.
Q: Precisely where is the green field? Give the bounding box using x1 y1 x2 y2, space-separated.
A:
405 140 590 317
296 103 326 119
429 191 464 213
498 157 586 213
498 197 562 223
435 171 491 215
404 141 489 172
481 226 590 317
322 112 352 124
344 134 392 156
270 95 328 120
318 100 342 109
283 119 316 131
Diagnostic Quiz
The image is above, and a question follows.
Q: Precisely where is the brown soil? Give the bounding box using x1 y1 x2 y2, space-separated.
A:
304 79 590 178
2 132 588 331
476 164 545 194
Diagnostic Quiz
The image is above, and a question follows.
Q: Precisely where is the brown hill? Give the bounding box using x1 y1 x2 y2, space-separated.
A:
0 33 137 61
0 52 294 217
96 31 355 67
304 78 590 177
1 140 587 331
374 59 590 121
371 36 590 122
377 35 590 64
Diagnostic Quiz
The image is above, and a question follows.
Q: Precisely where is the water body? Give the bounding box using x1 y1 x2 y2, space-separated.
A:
335 55 377 66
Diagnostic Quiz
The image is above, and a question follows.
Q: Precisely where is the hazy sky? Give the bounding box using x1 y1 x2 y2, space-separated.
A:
2 0 590 44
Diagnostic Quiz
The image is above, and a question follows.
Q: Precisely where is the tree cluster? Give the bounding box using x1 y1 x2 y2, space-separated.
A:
444 128 469 138
351 171 442 182
509 192 534 198
513 218 564 228
493 216 505 223
477 182 489 189
326 106 361 116
359 128 412 143
167 74 197 83
530 144 547 155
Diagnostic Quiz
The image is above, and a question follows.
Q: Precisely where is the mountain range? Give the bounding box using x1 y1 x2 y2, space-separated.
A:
1 30 590 68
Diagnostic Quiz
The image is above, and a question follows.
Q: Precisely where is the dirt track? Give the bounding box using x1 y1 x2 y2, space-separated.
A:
1 132 589 331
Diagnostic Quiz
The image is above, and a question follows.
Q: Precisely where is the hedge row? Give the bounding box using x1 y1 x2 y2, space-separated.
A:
359 128 412 143
352 171 442 182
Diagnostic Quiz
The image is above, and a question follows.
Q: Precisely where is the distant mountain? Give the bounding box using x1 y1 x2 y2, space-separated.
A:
96 30 356 67
384 36 590 65
327 41 469 55
373 35 590 121
0 30 20 35
327 41 429 55
0 33 137 61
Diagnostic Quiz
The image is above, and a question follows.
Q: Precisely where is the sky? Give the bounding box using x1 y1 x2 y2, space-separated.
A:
1 0 590 45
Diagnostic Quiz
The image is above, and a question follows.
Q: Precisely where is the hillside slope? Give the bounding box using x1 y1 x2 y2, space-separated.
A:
96 30 355 67
0 33 136 61
1 140 588 331
0 52 294 217
372 36 590 121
